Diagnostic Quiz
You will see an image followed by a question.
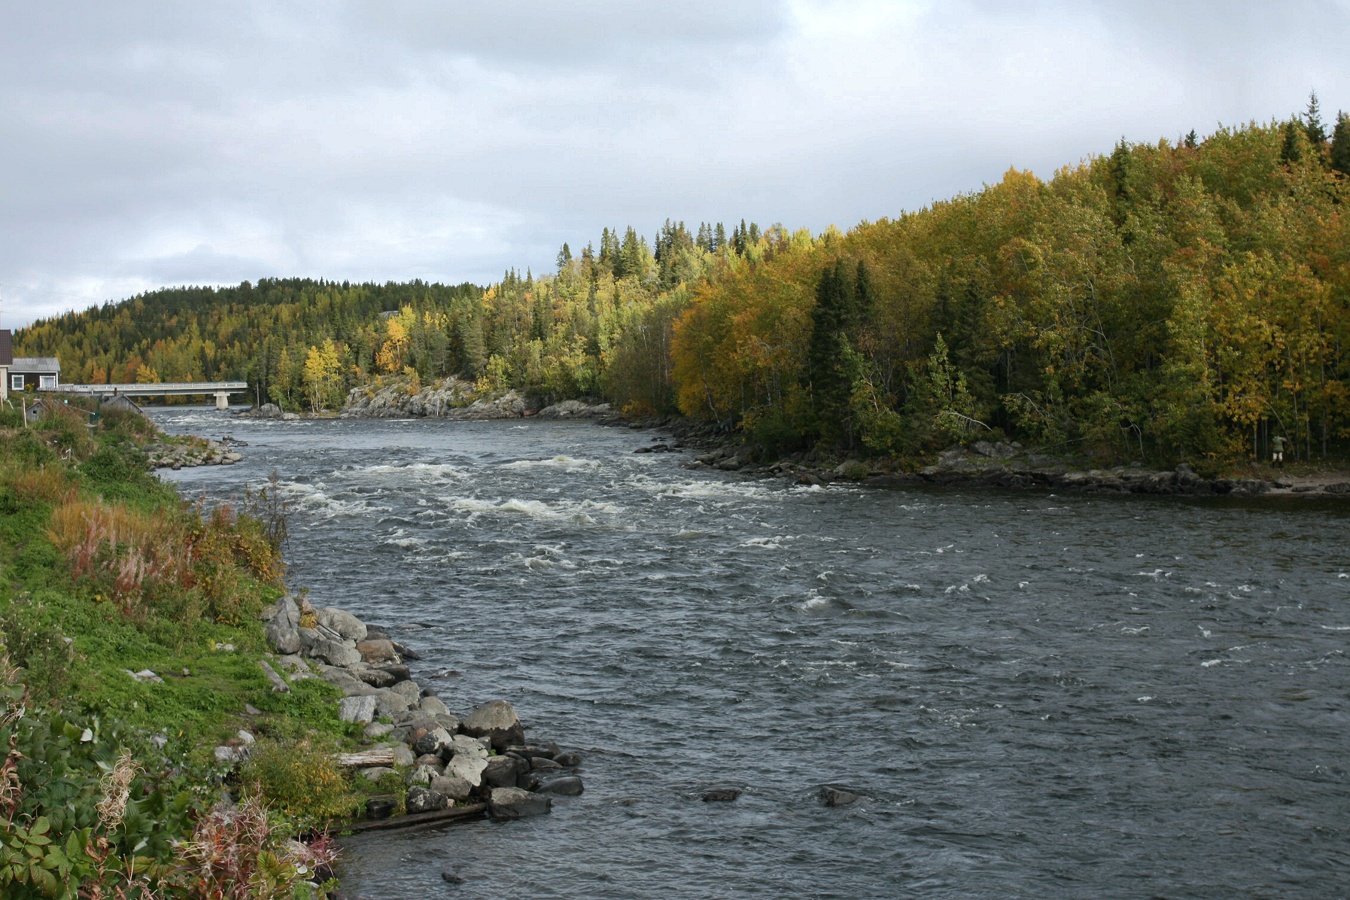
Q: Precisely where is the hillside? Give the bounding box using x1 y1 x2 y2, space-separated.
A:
17 106 1350 470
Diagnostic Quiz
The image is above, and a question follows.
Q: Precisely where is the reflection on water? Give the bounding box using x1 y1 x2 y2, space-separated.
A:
154 408 1350 899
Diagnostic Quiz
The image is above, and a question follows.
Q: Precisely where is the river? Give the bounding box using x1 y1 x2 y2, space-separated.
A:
150 408 1350 899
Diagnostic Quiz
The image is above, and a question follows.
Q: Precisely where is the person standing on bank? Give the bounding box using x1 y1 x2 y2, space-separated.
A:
1271 434 1287 467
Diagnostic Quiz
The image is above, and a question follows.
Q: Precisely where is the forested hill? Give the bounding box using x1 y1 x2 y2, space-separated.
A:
17 102 1350 469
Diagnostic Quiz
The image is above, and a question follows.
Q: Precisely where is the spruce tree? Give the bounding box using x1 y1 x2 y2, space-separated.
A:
1281 120 1304 164
1304 90 1328 147
1331 111 1350 177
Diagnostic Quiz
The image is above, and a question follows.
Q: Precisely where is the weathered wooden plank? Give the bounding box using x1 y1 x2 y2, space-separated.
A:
337 803 487 834
335 750 397 767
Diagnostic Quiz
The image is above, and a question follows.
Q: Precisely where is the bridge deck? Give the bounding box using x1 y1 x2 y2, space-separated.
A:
54 381 248 397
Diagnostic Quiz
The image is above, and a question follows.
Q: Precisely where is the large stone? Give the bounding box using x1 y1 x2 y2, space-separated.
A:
430 774 473 802
376 663 412 683
360 766 396 782
482 754 527 789
389 679 422 705
461 700 525 751
264 596 301 655
418 695 452 717
405 764 441 786
356 668 398 689
356 638 399 664
372 690 412 719
539 776 584 796
405 786 448 814
819 787 860 807
306 637 363 668
317 607 368 642
445 735 489 787
411 726 455 759
316 665 368 695
489 787 551 820
338 695 378 724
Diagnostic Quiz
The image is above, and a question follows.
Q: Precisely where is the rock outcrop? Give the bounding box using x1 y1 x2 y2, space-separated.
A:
254 598 584 826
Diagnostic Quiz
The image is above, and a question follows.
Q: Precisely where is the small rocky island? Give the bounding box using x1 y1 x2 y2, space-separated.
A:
247 596 584 826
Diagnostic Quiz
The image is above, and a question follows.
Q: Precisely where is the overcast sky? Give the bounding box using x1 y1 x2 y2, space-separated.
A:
3 1 1348 327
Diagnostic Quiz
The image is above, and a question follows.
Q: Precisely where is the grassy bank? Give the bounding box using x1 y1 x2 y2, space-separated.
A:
0 400 366 898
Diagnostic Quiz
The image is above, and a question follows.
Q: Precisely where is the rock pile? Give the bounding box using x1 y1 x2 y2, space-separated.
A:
144 436 244 469
259 597 582 823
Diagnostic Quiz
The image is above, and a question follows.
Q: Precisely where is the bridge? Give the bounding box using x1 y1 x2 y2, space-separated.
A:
53 381 249 410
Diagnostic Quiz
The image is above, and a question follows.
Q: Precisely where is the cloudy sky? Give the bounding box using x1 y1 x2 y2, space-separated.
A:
3 1 1348 327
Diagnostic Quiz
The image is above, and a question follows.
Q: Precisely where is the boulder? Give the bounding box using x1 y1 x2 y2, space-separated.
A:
356 638 399 664
317 607 367 642
819 787 860 807
405 786 448 814
338 695 378 724
414 754 444 771
411 726 455 759
376 663 412 683
360 767 397 783
391 744 416 768
316 665 368 695
461 700 525 751
430 774 473 802
356 668 398 689
364 722 394 740
701 788 742 802
389 679 422 705
517 772 542 792
482 754 527 789
488 787 552 820
405 765 440 787
305 637 363 668
373 690 412 719
539 776 584 796
418 695 452 717
264 596 301 655
445 735 489 787
553 750 583 767
531 757 561 771
366 797 397 819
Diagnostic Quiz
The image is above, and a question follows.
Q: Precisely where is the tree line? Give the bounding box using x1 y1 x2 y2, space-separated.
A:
17 96 1350 470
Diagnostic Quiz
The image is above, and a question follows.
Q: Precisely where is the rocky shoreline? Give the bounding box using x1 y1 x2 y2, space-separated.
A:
337 377 615 421
685 438 1350 498
214 595 583 841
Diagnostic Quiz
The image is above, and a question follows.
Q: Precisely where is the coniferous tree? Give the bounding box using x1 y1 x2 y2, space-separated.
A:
1281 120 1304 164
1304 90 1328 147
556 242 572 272
1331 111 1350 177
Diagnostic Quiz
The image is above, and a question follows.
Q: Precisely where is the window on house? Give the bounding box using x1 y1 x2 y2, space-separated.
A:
10 375 21 391
39 375 57 390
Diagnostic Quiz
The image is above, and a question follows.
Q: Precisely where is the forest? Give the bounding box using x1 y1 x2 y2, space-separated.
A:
16 98 1350 471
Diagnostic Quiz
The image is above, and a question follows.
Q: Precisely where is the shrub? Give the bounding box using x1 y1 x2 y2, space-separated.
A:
241 738 357 822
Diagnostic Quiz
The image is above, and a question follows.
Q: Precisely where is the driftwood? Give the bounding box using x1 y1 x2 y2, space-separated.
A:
338 803 487 834
335 750 398 768
258 660 289 693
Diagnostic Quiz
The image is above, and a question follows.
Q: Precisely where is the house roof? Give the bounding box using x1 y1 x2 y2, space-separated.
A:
10 357 60 374
0 331 12 367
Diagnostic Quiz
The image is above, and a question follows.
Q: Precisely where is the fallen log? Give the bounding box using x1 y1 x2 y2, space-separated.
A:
337 803 487 834
335 750 397 768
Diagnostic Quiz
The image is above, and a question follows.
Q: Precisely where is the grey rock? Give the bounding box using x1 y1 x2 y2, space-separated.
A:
356 668 398 689
418 695 452 717
553 750 583 767
539 776 584 796
483 754 527 789
461 700 525 751
366 797 396 819
316 665 368 695
390 679 422 704
701 788 742 802
412 726 455 759
360 767 397 782
356 638 399 664
264 596 301 655
214 745 248 765
317 607 368 642
488 787 552 820
819 787 860 807
517 772 542 792
405 764 441 786
364 721 394 740
531 757 562 771
373 690 412 719
391 745 416 768
431 774 473 802
405 786 448 814
338 695 378 724
445 735 489 786
414 754 444 771
305 636 363 668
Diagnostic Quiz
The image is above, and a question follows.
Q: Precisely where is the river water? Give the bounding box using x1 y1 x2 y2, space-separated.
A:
150 408 1350 899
